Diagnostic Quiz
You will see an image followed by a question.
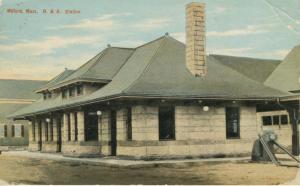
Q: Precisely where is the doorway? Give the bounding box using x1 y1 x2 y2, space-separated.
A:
38 121 42 151
56 117 62 152
110 110 117 156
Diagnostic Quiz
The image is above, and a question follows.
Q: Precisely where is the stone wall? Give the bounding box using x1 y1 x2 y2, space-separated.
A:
185 2 206 76
41 142 57 153
116 105 258 158
28 141 38 151
99 110 111 156
62 141 100 157
27 103 266 158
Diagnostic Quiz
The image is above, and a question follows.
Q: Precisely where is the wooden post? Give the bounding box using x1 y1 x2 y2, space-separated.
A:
287 104 300 156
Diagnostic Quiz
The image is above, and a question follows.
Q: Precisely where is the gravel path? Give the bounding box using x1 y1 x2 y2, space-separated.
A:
0 151 297 185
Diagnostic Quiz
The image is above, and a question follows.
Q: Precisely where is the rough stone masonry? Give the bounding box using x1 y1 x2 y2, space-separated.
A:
186 2 206 77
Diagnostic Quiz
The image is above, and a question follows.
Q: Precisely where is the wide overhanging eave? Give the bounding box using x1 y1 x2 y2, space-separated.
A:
9 94 283 120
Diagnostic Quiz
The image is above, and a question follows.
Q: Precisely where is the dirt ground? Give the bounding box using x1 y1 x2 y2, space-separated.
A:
0 155 297 185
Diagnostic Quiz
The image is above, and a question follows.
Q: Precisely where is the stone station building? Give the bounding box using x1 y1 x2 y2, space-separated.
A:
10 3 300 158
10 34 300 158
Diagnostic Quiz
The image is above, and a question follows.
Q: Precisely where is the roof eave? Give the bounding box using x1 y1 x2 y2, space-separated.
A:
37 78 111 92
10 94 283 119
280 95 300 101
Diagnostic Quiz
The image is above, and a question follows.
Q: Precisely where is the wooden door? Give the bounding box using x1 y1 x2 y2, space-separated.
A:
110 110 117 156
56 117 62 152
38 121 42 151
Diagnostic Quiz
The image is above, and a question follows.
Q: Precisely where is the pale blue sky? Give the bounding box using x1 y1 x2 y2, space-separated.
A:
0 0 299 80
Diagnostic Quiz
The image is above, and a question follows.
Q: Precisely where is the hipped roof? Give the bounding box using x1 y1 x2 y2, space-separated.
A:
36 69 75 92
37 47 135 92
264 45 300 92
11 36 290 118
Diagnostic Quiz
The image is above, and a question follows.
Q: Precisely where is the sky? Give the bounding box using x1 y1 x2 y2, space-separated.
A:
0 0 299 80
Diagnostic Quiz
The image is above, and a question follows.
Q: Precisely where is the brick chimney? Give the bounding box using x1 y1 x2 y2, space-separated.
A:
186 2 206 77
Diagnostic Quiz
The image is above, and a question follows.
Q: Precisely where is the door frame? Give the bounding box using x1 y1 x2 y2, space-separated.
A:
38 121 42 151
56 117 62 152
110 110 117 156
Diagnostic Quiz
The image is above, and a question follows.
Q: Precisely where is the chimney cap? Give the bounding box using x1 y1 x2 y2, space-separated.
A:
186 2 205 7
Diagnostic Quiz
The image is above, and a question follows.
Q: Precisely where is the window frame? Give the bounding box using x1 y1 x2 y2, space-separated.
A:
225 107 240 139
11 125 15 137
74 113 78 141
45 122 48 141
21 125 25 137
67 113 71 141
280 115 288 125
47 92 52 99
76 85 83 96
262 116 272 126
125 107 132 141
4 125 7 138
158 106 176 141
62 89 68 99
32 122 36 141
43 93 47 100
49 119 54 141
84 111 99 141
261 114 289 126
69 87 76 97
273 115 280 125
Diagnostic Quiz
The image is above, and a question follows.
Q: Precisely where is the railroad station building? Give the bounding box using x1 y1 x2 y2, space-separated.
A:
10 3 300 158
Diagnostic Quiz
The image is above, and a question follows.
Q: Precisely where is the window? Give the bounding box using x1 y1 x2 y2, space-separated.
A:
159 106 175 140
13 124 24 138
43 92 51 100
262 114 289 126
43 93 47 100
281 115 288 125
126 107 132 140
45 122 48 141
21 125 25 137
62 89 68 99
76 85 83 96
69 87 76 97
226 107 240 139
47 93 52 99
74 113 78 141
11 125 15 137
4 125 7 137
67 113 71 141
273 115 280 125
32 122 36 141
49 120 53 141
262 116 272 126
0 125 7 138
85 111 98 141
